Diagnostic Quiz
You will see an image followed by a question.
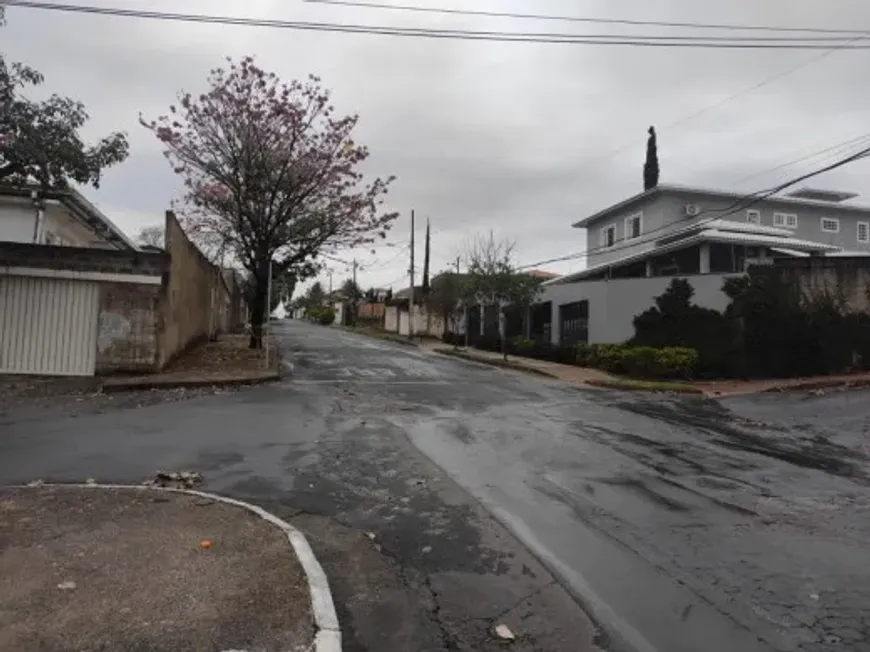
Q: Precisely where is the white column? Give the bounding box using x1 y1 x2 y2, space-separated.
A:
551 302 560 344
699 243 711 274
645 259 653 277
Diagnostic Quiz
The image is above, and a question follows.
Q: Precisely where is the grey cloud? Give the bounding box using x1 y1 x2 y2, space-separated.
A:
4 0 870 292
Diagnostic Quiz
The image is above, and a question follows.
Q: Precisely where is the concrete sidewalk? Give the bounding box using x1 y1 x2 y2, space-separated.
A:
102 334 280 392
434 346 870 397
0 485 336 652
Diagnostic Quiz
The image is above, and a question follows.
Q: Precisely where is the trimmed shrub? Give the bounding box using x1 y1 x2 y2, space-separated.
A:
577 343 698 379
317 308 336 325
305 306 336 325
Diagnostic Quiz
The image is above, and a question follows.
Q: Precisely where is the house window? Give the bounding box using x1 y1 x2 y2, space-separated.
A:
600 224 616 248
746 210 761 225
858 222 869 244
624 213 642 240
820 217 840 233
773 212 798 229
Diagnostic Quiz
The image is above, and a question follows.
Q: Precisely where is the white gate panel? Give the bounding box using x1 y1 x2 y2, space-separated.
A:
0 276 99 376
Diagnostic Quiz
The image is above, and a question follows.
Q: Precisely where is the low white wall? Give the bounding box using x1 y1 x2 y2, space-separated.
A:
384 306 399 333
0 198 37 243
540 273 740 344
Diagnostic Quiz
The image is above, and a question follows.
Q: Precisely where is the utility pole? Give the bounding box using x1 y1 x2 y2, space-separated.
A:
408 210 415 340
455 256 461 275
328 270 333 297
352 258 358 287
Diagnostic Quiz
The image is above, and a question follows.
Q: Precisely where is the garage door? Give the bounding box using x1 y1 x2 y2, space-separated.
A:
0 276 99 376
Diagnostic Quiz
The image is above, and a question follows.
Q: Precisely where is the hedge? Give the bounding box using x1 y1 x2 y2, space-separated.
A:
448 332 699 380
306 306 336 325
577 343 698 380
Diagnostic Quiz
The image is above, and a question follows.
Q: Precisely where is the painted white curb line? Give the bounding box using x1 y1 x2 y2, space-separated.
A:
15 483 342 652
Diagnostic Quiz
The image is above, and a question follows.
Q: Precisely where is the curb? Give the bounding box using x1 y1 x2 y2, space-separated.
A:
432 348 559 379
12 483 341 652
584 378 704 394
762 377 870 393
100 373 281 393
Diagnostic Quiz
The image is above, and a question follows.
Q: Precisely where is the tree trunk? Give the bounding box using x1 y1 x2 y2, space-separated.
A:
249 278 267 349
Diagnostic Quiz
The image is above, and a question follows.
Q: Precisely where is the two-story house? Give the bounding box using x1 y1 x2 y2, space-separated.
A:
539 183 870 345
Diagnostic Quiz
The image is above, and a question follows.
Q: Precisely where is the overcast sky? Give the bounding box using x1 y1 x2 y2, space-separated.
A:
4 0 870 294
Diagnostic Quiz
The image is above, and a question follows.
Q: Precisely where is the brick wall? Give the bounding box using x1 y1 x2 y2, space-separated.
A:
774 257 870 313
0 241 168 276
96 282 162 373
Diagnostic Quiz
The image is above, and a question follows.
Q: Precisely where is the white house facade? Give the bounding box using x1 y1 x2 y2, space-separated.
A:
0 185 137 250
538 184 870 345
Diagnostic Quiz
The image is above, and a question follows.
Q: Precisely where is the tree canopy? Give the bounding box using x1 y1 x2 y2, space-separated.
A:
643 125 659 191
464 232 542 357
142 57 397 346
0 10 128 188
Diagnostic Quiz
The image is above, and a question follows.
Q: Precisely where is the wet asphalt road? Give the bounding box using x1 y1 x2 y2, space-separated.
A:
2 320 869 652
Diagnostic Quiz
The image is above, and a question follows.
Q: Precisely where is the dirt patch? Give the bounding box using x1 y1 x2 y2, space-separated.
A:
169 334 277 374
0 487 313 652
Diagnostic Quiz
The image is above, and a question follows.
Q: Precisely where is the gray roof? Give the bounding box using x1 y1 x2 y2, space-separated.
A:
572 183 870 229
545 225 838 286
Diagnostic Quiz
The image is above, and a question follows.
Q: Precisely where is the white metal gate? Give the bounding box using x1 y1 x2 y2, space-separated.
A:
0 275 99 376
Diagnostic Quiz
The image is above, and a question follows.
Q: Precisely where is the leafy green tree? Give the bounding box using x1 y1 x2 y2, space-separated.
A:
426 271 469 340
0 10 128 188
304 281 326 309
340 278 363 325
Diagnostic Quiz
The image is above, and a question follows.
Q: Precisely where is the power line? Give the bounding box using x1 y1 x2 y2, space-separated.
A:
8 1 870 48
304 0 869 36
572 35 867 172
732 132 870 187
518 144 870 270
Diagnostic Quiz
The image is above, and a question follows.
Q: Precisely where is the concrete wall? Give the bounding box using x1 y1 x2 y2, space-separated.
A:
0 197 36 243
775 256 870 313
541 273 740 344
0 241 168 276
158 211 226 367
385 306 399 332
96 282 162 373
0 242 168 374
0 216 247 375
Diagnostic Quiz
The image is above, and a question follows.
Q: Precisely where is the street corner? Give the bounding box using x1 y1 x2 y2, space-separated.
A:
0 485 340 652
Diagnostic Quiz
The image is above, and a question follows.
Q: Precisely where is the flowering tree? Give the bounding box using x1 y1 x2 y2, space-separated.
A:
0 9 128 188
142 57 397 347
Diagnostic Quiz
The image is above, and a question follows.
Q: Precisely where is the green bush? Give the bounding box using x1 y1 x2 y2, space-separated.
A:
317 307 336 325
305 306 336 325
576 343 697 379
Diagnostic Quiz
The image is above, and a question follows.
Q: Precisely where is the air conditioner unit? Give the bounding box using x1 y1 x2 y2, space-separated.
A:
685 203 700 217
